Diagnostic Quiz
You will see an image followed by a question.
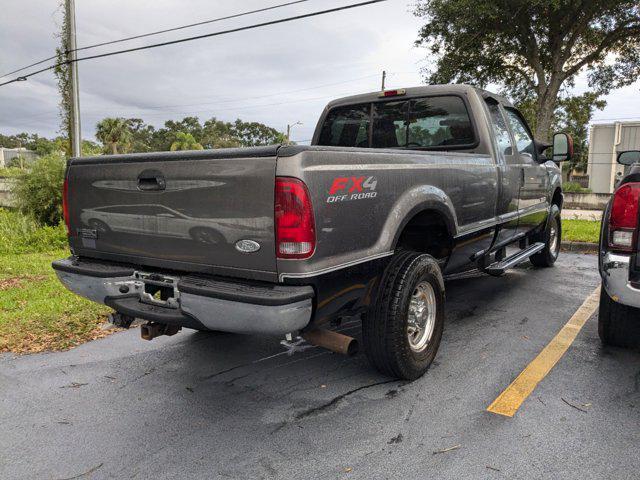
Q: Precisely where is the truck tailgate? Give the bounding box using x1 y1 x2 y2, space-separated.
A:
66 147 278 280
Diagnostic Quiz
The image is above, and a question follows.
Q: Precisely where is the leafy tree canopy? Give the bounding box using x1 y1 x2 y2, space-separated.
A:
0 133 99 158
170 132 204 151
415 0 640 140
92 116 286 153
2 114 285 160
95 118 133 155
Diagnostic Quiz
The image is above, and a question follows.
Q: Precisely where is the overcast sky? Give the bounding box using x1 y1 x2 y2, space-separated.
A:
1 0 639 144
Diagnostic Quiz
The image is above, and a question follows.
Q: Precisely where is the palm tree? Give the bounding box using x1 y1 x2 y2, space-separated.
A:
170 132 204 151
95 118 133 155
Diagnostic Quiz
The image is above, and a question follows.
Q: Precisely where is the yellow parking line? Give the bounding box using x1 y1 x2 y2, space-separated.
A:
487 286 601 417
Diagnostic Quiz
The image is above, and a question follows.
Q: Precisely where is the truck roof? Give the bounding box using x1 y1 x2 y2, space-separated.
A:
325 84 513 109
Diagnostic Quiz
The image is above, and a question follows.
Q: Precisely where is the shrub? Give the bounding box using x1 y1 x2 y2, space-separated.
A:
0 167 26 178
13 153 66 226
0 209 67 254
563 182 591 193
6 157 24 168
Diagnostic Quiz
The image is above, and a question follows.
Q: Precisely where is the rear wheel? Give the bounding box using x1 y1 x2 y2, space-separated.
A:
598 286 640 348
363 251 445 380
530 204 561 268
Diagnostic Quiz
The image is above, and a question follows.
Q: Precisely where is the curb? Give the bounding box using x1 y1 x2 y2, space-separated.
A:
561 241 599 254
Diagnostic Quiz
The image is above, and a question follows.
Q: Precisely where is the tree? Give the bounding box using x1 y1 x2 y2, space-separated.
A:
127 118 156 153
414 0 640 140
53 0 72 155
199 118 239 149
81 139 102 156
232 120 287 147
170 132 203 151
95 118 133 155
554 93 607 173
149 116 286 150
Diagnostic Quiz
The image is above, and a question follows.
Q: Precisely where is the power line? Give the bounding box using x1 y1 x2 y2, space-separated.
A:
7 71 402 123
0 0 316 79
0 0 389 88
0 55 58 80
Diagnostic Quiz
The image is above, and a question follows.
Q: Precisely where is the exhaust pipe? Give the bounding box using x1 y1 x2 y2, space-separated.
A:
301 329 358 356
140 322 181 341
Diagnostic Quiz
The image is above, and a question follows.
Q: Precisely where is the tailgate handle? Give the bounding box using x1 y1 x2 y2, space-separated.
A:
137 170 166 191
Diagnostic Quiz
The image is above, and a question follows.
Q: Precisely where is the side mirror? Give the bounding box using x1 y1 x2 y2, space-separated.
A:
618 150 640 166
552 133 573 163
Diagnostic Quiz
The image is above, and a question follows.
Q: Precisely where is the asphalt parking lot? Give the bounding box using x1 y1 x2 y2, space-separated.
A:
1 253 639 479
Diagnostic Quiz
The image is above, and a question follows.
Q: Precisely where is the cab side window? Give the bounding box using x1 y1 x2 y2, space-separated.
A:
504 109 535 157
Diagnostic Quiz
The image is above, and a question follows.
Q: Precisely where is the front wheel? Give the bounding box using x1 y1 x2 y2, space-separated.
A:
530 204 561 268
362 251 445 380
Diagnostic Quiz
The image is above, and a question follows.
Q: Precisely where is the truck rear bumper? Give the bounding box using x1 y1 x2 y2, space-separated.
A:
601 252 640 309
52 257 314 335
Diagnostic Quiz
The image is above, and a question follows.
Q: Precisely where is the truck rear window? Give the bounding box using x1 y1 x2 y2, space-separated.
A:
317 95 475 150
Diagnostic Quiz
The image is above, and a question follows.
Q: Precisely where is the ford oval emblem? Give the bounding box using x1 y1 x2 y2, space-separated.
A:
235 239 261 253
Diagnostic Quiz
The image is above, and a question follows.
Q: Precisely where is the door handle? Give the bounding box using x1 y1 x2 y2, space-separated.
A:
137 170 166 191
520 168 525 187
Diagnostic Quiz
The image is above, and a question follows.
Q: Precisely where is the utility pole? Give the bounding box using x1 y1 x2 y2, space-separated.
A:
286 121 302 144
66 0 82 157
381 70 386 91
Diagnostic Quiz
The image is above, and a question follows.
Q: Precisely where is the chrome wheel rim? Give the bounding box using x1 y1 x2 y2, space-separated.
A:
407 281 437 353
549 220 559 257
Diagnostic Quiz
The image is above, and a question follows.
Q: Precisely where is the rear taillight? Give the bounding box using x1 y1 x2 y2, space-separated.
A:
62 177 71 236
609 182 640 252
275 177 315 259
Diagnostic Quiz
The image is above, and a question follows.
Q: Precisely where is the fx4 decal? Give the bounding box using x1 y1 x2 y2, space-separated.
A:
327 176 378 203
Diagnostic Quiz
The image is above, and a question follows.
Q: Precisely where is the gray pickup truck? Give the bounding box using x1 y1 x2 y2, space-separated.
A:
53 84 571 380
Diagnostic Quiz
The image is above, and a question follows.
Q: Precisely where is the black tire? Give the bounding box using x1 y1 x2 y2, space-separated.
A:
598 286 640 348
363 251 445 380
530 204 561 268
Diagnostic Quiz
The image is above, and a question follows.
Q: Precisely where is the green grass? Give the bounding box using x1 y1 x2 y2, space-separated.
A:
0 210 112 353
0 250 111 354
0 209 67 255
562 219 600 244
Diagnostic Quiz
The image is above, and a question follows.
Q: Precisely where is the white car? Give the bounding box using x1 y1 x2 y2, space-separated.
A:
80 204 270 245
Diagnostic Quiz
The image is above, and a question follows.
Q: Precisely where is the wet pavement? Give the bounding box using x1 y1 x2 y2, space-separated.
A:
1 253 638 479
